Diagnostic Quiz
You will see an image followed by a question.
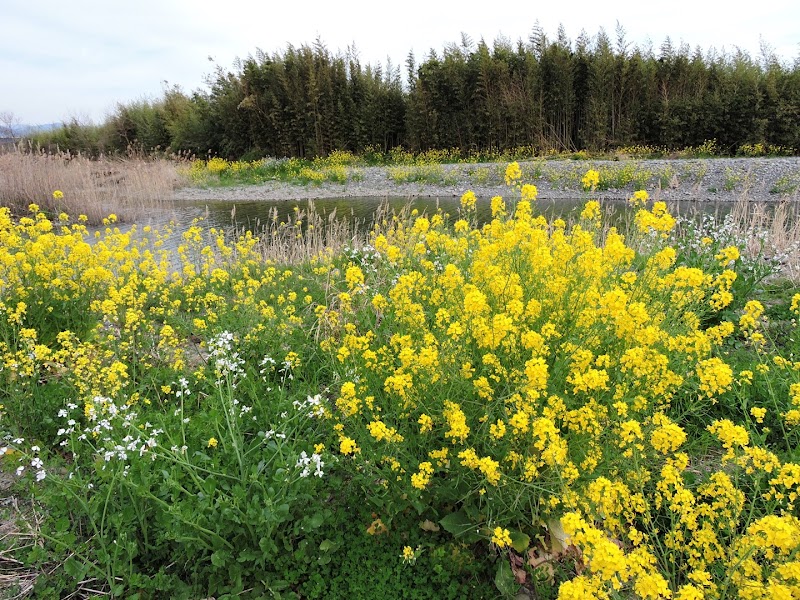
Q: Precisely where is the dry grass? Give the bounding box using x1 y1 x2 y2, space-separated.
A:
729 194 800 280
0 471 40 599
0 150 186 225
250 199 388 264
0 470 113 599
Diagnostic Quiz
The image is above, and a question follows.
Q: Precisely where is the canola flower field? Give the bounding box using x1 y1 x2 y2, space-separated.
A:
1 164 799 599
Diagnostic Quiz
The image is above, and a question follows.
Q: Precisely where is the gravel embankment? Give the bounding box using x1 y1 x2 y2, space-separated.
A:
173 157 800 204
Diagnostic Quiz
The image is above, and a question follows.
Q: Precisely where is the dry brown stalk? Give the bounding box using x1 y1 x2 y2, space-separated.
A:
729 194 800 280
250 199 382 264
0 149 186 225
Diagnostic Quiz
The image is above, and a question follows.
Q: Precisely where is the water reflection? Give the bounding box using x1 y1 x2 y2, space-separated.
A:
160 195 743 235
98 194 778 252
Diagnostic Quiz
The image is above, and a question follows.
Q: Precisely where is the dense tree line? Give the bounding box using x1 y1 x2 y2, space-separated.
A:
30 27 800 158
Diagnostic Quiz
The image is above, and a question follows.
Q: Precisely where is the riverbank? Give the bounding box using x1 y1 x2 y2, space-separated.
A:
173 156 800 204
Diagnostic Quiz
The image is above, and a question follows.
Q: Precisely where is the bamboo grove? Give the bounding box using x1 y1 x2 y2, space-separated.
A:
31 25 800 159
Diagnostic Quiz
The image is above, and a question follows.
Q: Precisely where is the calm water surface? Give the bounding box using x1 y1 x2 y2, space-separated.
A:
133 195 744 236
99 194 781 256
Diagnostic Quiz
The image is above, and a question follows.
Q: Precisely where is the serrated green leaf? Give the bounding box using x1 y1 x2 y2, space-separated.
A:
210 549 230 567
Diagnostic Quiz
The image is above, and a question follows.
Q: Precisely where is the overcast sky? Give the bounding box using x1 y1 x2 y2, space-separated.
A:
2 0 798 125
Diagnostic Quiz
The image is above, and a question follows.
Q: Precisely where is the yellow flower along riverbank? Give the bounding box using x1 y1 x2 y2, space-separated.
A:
318 170 800 599
0 167 799 598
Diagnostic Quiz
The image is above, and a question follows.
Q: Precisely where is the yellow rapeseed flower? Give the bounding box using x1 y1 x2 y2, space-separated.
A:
460 190 477 211
411 461 434 489
401 545 417 564
790 293 800 315
580 200 602 222
490 196 506 217
418 413 433 433
715 245 740 265
339 436 359 455
504 162 522 187
491 527 512 548
581 169 600 191
750 406 767 423
520 184 538 202
628 189 649 207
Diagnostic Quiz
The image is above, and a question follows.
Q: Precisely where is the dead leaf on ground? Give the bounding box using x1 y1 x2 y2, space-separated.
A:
509 552 527 584
419 519 440 532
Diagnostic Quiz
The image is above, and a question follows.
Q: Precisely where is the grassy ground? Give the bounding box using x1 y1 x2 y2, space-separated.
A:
0 169 799 598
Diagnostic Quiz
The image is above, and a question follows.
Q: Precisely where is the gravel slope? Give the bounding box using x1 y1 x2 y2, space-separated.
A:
173 157 800 204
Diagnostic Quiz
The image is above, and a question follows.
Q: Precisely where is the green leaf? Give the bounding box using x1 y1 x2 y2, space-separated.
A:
268 579 290 592
319 539 338 552
411 499 428 514
259 536 277 555
237 549 260 563
494 560 519 598
439 510 480 542
275 503 290 522
306 512 325 529
210 550 231 567
63 556 88 580
55 516 70 532
510 531 530 553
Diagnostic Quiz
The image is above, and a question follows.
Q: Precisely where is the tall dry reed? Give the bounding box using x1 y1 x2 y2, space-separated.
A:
245 200 430 266
729 194 800 280
248 200 382 264
0 150 186 224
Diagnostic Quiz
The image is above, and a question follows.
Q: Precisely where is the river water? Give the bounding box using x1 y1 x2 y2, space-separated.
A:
137 195 742 236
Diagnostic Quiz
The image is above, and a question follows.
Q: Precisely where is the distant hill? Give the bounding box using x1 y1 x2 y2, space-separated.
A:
12 123 61 136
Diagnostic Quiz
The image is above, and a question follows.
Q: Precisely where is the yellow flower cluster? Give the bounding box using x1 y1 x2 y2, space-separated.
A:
581 169 600 191
411 461 433 489
319 173 756 509
504 161 522 187
635 201 676 234
715 245 740 265
6 169 798 596
628 189 649 207
0 205 305 424
460 190 477 211
311 165 800 595
491 526 512 548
